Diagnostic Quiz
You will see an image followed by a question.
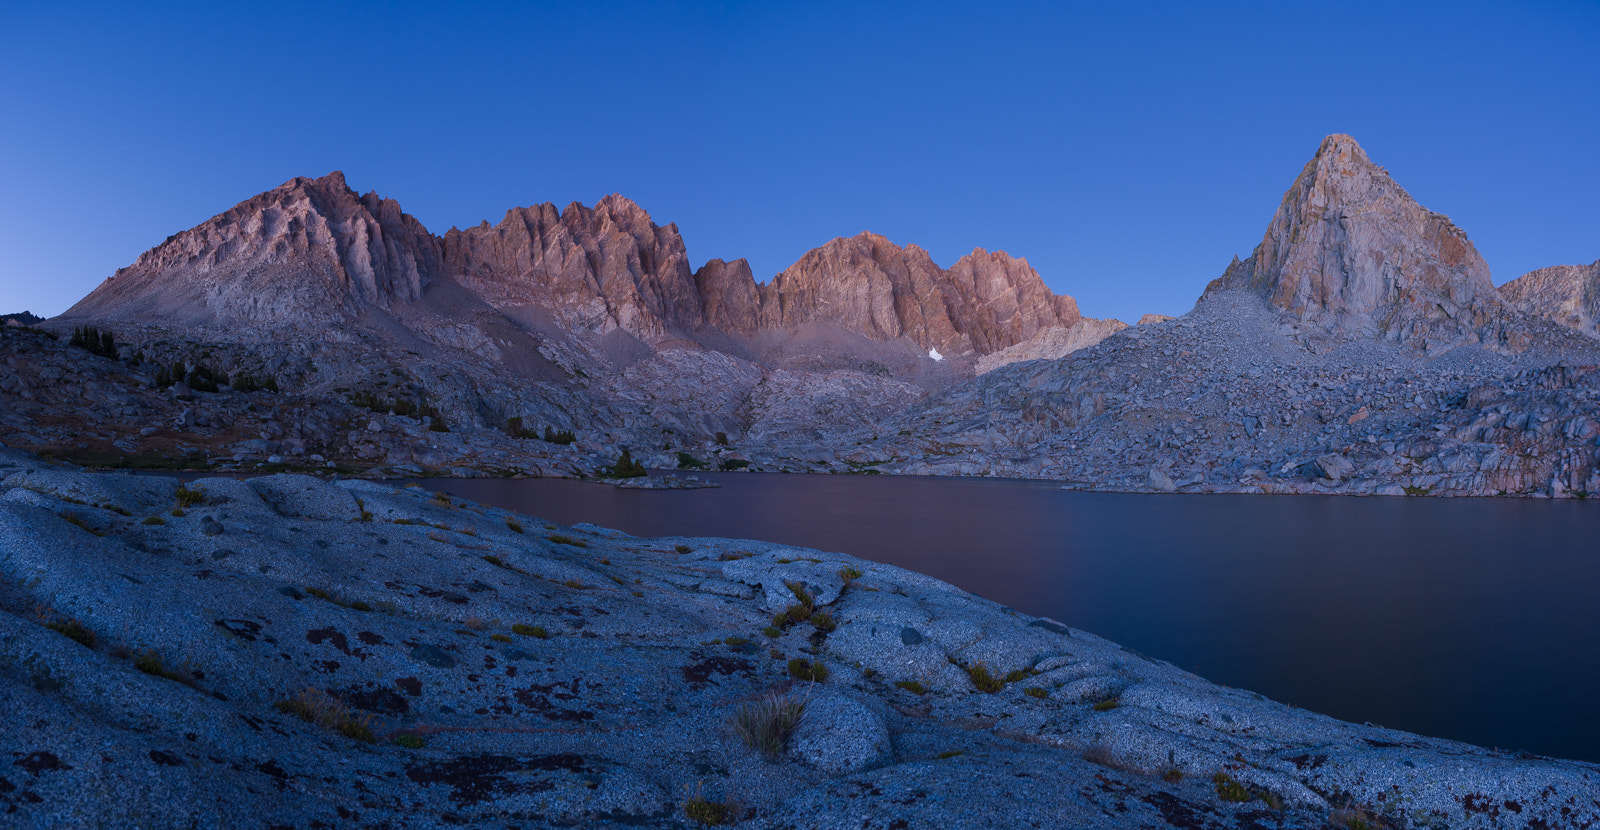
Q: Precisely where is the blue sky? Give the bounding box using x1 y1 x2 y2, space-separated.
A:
2 1 1595 323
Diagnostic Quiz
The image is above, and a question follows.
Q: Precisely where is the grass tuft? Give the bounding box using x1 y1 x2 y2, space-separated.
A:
505 518 524 534
141 515 165 525
729 693 805 759
1092 697 1122 712
787 658 829 683
1023 686 1048 699
173 484 204 508
274 688 376 743
895 679 928 695
964 663 1003 694
133 650 191 685
393 733 427 749
46 617 96 649
512 623 548 639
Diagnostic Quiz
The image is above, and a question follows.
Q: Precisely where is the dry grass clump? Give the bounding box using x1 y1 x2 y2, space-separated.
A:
45 617 96 649
505 518 524 534
683 793 739 826
274 688 376 743
133 650 192 685
548 534 587 547
729 693 806 759
894 679 928 695
511 623 548 639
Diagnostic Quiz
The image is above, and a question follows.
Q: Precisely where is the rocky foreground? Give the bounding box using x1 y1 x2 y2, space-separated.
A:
2 451 1596 829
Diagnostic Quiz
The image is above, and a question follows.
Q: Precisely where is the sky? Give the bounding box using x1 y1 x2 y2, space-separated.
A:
1 1 1595 324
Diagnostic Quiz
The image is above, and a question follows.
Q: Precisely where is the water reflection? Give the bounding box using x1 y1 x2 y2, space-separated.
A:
418 472 1600 762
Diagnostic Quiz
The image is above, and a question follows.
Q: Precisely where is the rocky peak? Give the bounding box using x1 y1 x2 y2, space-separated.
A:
63 171 439 329
1500 260 1600 339
1208 134 1499 347
442 194 702 340
753 233 1089 356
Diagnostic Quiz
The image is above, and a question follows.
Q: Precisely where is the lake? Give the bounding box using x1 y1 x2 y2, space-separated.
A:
413 471 1600 763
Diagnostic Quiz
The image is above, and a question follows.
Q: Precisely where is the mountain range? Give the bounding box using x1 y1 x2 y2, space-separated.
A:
6 134 1598 496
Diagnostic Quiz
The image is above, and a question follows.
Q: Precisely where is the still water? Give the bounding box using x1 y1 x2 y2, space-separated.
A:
417 472 1600 763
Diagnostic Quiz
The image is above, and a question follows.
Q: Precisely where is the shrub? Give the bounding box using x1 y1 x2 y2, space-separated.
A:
965 663 1002 694
787 658 829 682
504 416 536 439
714 432 729 446
505 518 524 533
275 688 376 743
761 625 782 638
676 451 706 470
69 325 117 358
683 794 736 826
606 447 647 478
542 426 576 445
719 458 750 471
674 544 692 554
807 610 836 632
1212 772 1251 802
174 484 204 507
512 624 548 639
837 565 863 581
141 515 165 525
547 534 586 547
729 693 805 759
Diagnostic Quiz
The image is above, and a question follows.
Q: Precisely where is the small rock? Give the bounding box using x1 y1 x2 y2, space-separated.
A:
788 695 892 775
201 517 225 536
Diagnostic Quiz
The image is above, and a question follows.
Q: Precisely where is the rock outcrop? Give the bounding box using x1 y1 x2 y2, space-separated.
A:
1207 135 1505 351
1501 260 1600 339
2 457 1596 828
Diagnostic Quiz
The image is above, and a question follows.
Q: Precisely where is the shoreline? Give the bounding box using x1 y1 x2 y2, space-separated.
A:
2 448 1596 827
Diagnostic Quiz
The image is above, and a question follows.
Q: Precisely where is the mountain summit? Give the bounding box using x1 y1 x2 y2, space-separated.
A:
1208 134 1500 349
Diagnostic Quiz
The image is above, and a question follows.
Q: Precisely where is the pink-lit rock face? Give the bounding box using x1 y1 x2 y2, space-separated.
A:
1501 260 1600 340
1209 135 1504 351
67 172 442 327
